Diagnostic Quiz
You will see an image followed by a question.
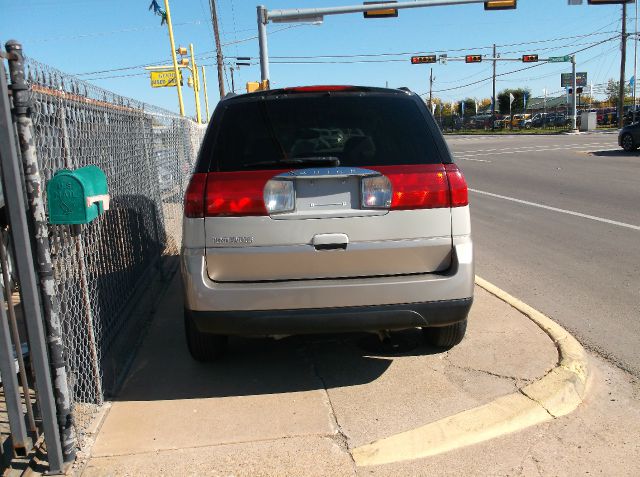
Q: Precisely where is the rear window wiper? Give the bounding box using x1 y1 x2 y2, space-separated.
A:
243 156 341 169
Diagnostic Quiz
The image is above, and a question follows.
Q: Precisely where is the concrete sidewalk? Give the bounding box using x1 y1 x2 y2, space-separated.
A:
81 273 640 476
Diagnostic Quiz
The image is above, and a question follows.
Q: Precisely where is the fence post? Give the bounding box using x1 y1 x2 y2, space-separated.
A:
0 47 64 473
5 40 77 464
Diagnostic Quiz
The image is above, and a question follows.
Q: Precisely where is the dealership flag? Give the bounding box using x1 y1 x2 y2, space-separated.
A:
509 93 515 106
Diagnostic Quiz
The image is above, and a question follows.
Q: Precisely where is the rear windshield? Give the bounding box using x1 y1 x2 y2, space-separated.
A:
206 95 444 172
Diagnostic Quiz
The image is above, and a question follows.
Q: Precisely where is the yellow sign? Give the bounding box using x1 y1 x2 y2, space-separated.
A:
150 70 182 88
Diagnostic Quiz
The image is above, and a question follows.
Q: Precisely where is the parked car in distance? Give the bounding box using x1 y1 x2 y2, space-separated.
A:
511 114 530 128
181 85 474 360
468 113 493 130
495 115 510 128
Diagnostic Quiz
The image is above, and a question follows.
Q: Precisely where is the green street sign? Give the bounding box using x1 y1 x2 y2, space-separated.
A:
548 55 571 63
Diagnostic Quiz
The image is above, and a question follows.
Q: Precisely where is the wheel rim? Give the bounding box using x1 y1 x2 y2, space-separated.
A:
623 135 633 149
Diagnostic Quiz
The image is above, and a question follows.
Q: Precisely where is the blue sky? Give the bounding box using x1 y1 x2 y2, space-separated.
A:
0 0 636 118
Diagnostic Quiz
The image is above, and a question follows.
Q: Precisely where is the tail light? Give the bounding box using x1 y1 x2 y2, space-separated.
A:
369 165 450 209
205 171 285 217
184 173 207 218
444 164 469 207
183 163 468 219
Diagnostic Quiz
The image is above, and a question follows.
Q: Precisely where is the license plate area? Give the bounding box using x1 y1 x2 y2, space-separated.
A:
271 176 385 220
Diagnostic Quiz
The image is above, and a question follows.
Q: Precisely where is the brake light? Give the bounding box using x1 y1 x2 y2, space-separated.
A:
204 171 287 217
444 164 468 207
184 173 207 218
283 85 357 93
369 165 450 209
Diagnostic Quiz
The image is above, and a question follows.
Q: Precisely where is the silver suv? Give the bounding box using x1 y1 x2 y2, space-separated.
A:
181 86 474 361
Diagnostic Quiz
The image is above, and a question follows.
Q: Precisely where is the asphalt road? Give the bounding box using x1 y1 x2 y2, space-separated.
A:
446 132 640 377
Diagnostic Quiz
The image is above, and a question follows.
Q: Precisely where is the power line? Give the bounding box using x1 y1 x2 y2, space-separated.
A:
427 35 620 95
74 28 621 78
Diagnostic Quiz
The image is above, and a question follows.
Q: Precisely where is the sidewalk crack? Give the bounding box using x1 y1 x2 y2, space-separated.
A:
306 344 358 475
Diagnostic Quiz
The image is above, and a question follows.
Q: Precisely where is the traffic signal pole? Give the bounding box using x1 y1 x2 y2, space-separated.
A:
164 0 185 116
189 43 202 124
256 0 498 86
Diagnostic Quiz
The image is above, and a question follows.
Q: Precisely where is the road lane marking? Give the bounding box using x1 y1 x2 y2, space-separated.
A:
457 157 492 163
469 189 640 231
452 142 613 154
455 143 614 159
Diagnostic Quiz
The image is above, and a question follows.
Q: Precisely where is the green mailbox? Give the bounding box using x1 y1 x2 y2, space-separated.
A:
47 165 110 225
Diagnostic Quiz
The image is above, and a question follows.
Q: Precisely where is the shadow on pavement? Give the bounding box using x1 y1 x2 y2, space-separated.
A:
589 149 640 157
114 274 445 402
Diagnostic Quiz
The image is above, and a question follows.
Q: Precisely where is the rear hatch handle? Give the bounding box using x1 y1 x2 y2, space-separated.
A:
313 233 349 251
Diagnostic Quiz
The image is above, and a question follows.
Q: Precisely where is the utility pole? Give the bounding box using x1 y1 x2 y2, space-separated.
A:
230 66 236 93
492 43 497 130
209 0 226 98
634 0 638 123
619 2 627 128
164 0 185 116
202 66 210 121
429 67 434 111
571 55 578 132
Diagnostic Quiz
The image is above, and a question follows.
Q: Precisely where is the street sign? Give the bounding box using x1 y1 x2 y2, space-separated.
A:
150 70 182 88
561 72 587 88
548 55 571 63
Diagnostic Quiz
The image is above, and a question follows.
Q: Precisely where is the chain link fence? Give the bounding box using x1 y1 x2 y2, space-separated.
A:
24 58 206 447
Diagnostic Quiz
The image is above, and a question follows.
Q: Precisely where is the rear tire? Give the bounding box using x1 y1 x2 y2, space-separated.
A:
185 310 228 361
422 320 467 348
622 133 637 152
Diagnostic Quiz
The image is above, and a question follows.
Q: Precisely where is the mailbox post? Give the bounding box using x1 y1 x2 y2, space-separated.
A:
46 165 110 403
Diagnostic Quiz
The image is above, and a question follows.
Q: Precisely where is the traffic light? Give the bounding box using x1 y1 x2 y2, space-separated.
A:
363 1 399 18
411 55 437 64
484 0 517 10
465 55 483 63
176 47 188 56
522 54 539 63
179 58 189 67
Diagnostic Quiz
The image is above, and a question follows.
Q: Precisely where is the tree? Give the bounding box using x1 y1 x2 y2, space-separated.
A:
459 98 476 117
605 79 632 105
497 88 531 114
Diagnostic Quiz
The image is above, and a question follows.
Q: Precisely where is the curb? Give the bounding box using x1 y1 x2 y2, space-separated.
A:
351 276 590 467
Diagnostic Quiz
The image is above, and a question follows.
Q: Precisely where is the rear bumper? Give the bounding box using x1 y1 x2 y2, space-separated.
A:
182 236 473 311
188 297 472 336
